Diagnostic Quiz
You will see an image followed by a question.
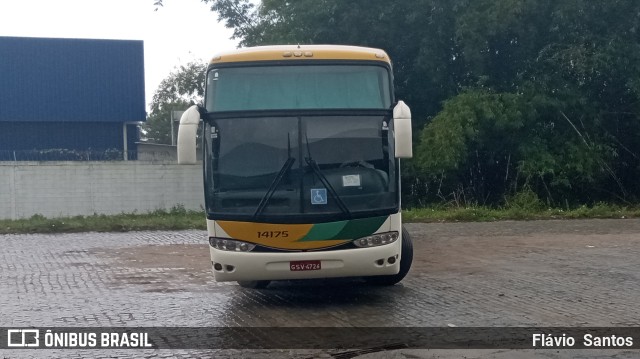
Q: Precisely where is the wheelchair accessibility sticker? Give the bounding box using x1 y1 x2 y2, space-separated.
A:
311 188 327 205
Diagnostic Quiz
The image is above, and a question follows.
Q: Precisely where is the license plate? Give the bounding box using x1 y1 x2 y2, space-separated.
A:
290 260 321 271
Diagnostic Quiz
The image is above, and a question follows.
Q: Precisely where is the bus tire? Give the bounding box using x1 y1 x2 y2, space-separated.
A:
364 226 413 286
237 280 271 289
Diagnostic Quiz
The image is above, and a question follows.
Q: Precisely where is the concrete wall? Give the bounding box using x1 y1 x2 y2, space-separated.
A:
0 162 204 220
136 143 203 162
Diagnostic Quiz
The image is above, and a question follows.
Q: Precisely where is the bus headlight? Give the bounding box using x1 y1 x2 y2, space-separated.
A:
353 231 399 248
209 237 256 252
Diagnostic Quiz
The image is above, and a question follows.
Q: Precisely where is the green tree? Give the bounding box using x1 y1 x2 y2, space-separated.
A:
408 0 640 205
144 61 206 144
416 89 616 205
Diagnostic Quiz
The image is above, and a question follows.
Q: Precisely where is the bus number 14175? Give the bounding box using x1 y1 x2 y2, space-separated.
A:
257 231 289 238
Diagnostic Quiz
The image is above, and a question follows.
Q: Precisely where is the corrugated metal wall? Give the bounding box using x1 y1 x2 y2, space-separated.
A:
0 36 145 123
0 36 145 158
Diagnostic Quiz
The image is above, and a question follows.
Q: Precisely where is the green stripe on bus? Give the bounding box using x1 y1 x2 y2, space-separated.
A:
334 216 388 240
299 216 388 241
299 221 347 241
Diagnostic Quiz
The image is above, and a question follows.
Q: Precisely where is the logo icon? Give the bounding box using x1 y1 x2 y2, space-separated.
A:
7 329 40 347
310 188 327 205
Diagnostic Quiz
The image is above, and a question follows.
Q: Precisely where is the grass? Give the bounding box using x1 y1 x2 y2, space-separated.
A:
1 203 639 234
403 203 640 223
0 207 206 234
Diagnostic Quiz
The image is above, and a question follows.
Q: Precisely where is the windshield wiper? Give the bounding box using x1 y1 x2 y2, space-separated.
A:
253 158 295 218
254 135 295 218
302 129 350 217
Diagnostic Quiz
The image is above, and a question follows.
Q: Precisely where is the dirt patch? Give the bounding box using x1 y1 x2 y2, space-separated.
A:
102 244 210 270
91 244 213 291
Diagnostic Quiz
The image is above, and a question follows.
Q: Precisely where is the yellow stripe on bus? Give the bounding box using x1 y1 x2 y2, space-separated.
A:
216 221 350 250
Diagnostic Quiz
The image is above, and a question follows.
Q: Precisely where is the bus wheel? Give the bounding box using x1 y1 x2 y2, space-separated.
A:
364 226 413 286
237 280 271 289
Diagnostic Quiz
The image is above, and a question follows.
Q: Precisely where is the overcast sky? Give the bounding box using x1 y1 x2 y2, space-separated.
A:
0 0 238 108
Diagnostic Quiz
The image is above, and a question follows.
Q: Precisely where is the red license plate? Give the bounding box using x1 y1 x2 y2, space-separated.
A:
290 260 321 271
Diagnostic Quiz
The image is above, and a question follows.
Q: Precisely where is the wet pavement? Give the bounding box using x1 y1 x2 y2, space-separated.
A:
1 219 640 358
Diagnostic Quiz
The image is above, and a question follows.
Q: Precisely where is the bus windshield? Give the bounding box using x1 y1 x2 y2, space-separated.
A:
203 113 398 222
205 65 392 111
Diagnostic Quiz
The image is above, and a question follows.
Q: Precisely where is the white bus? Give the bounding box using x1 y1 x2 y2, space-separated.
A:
178 45 413 288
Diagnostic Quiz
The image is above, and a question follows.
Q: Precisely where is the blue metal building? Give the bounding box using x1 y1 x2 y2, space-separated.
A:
0 36 145 160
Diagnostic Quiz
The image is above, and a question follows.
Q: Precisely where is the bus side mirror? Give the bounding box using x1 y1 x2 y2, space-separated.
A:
393 101 413 158
177 105 202 164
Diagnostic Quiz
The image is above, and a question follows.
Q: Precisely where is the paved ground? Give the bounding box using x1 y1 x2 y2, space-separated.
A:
1 219 640 358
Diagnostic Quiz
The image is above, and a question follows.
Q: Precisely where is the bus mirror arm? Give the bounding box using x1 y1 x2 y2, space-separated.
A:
177 105 203 164
393 101 413 159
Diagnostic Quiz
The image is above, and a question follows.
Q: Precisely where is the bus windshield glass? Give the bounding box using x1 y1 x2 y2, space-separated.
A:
205 65 392 111
203 113 397 222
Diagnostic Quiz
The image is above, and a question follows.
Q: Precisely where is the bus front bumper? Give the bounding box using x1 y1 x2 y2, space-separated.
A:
209 240 401 282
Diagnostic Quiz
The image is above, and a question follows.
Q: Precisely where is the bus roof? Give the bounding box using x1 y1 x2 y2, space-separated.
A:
210 45 391 65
